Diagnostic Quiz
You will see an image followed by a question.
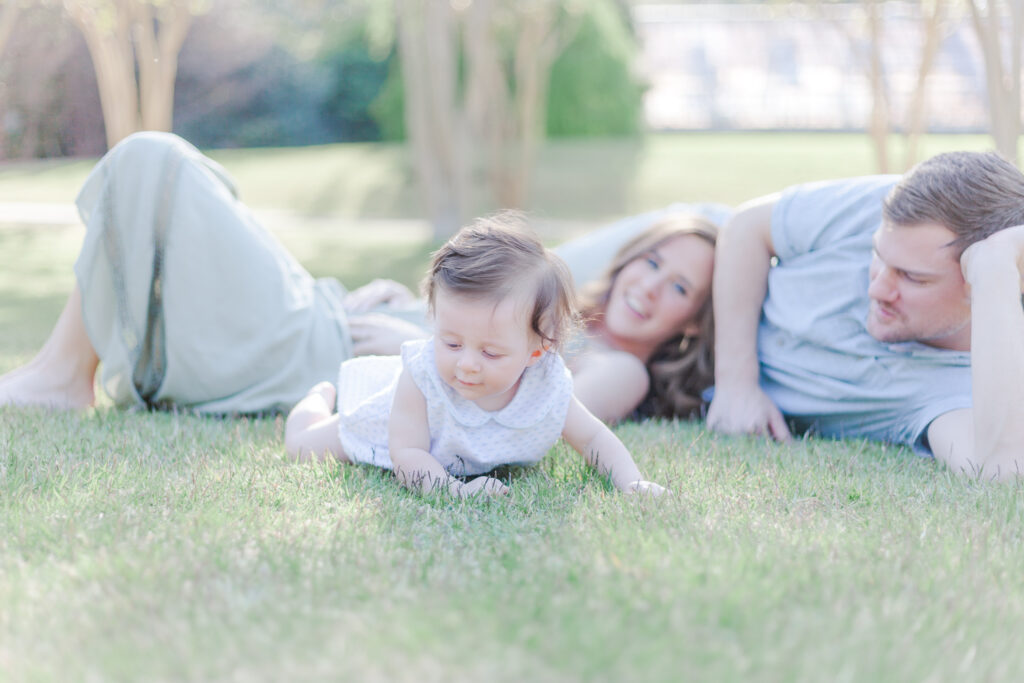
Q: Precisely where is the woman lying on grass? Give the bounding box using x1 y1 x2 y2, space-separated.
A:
285 216 667 498
0 132 720 425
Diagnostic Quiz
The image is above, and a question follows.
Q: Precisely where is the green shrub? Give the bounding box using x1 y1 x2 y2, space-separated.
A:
369 56 406 142
546 0 644 137
368 0 643 141
318 29 395 142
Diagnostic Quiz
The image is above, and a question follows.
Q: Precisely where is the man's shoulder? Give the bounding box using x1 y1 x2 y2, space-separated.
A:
771 174 901 260
779 173 901 208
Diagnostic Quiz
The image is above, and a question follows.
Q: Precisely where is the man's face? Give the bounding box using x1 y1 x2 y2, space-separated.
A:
866 221 971 351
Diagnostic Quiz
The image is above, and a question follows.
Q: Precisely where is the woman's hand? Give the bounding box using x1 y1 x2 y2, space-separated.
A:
344 278 417 314
348 313 427 356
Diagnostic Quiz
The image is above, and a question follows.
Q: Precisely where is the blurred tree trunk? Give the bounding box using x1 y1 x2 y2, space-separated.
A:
397 0 574 238
0 0 18 155
464 0 563 210
903 0 947 168
968 0 1022 165
64 0 195 149
864 0 890 173
0 0 17 59
396 0 469 239
829 0 947 172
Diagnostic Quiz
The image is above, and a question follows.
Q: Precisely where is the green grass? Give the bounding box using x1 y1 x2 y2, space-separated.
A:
0 132 995 219
3 133 1023 681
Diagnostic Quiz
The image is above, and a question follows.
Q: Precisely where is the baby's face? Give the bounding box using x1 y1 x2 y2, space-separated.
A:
432 290 545 412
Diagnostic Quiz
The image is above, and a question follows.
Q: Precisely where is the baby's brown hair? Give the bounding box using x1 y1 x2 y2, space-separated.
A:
423 211 580 350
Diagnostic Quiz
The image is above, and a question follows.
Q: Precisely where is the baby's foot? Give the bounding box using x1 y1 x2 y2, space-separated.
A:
285 381 338 450
307 380 337 407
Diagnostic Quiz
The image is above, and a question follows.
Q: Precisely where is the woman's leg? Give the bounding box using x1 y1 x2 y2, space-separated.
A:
0 286 98 409
284 381 349 463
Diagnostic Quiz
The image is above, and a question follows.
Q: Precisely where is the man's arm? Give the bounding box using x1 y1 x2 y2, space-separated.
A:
931 226 1024 479
706 195 792 440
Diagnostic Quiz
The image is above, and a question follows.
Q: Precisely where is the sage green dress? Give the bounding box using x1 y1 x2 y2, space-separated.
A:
74 132 357 413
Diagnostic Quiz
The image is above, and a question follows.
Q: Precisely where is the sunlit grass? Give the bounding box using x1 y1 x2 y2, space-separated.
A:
4 409 1024 681
0 132 995 220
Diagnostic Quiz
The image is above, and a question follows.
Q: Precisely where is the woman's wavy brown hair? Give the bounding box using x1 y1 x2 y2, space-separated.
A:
579 213 719 419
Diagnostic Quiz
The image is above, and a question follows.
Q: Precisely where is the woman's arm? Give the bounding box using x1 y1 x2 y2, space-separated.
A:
387 368 507 497
569 349 650 423
561 396 667 495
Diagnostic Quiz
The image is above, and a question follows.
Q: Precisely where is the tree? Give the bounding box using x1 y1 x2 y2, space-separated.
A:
967 0 1022 165
827 0 949 173
63 0 203 148
0 0 17 58
395 0 578 238
902 0 947 167
0 0 19 154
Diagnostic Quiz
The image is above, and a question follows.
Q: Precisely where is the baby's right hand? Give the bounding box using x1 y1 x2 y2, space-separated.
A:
458 476 510 498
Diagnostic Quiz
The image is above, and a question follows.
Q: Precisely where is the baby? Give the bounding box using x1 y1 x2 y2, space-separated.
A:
285 213 667 498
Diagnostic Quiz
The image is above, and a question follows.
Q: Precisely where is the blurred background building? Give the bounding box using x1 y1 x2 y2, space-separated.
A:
0 0 1000 162
636 2 986 132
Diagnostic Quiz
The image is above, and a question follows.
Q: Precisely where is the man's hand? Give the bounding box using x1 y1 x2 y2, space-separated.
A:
343 278 417 314
947 223 1024 479
348 313 427 356
706 385 792 441
458 476 510 498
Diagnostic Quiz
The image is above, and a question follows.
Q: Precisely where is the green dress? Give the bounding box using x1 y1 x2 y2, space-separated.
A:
74 132 355 413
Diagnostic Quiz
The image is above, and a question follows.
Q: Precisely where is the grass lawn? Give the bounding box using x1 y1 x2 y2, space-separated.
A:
0 132 995 219
2 133 1023 681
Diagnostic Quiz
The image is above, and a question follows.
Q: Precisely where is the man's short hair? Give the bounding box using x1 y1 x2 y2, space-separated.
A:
884 150 1024 253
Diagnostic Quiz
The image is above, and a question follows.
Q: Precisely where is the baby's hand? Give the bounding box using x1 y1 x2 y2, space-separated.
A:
624 480 669 497
458 476 510 498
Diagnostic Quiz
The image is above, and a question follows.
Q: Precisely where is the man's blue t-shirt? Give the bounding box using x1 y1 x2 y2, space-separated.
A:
759 175 972 454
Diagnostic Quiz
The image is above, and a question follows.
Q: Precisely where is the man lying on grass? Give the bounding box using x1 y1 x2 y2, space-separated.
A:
707 151 1024 479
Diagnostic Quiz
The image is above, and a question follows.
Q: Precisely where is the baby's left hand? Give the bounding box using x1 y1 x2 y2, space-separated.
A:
624 480 669 497
459 476 510 498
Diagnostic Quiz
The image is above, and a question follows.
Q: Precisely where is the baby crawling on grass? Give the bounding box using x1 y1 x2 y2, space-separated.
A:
284 212 667 498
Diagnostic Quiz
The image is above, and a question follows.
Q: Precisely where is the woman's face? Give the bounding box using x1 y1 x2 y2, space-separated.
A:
601 233 715 360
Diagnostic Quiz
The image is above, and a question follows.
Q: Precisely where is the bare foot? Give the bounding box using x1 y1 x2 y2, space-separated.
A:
0 361 95 410
306 380 337 407
1 287 100 411
284 381 340 461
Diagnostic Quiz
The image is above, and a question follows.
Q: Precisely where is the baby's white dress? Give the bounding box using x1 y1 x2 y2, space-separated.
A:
335 338 574 477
